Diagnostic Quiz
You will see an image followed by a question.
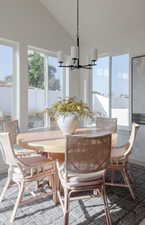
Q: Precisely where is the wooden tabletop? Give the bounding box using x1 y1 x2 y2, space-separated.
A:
17 128 118 154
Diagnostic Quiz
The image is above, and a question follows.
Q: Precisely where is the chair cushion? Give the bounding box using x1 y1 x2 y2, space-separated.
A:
57 162 105 188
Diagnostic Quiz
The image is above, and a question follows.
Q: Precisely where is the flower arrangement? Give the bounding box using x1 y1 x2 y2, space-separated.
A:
44 97 93 120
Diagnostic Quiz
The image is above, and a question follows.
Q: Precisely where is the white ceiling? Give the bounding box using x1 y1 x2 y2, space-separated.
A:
40 0 145 55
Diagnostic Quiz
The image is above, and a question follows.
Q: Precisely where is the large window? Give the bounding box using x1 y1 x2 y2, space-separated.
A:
92 53 129 128
92 57 109 117
0 43 16 130
28 49 63 129
112 54 129 126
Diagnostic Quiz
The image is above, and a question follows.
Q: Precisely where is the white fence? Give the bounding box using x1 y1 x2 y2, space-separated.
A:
0 87 129 126
28 88 62 113
0 86 62 115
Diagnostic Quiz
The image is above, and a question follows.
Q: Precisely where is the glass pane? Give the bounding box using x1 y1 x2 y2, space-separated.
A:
47 56 63 107
111 54 129 127
0 45 13 130
47 56 63 129
92 57 109 117
28 50 45 129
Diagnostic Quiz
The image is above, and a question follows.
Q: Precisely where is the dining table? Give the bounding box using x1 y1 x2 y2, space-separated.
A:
17 127 125 202
17 127 119 161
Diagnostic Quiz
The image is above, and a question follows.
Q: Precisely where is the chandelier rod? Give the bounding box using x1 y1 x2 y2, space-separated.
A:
77 0 79 38
57 0 97 69
77 0 80 67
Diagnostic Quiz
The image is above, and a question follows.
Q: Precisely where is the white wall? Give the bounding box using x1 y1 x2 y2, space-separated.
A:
0 0 73 53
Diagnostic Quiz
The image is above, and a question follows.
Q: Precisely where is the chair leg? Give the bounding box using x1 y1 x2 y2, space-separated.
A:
127 169 134 185
122 168 135 200
101 185 112 225
10 182 24 223
52 174 59 205
0 175 11 202
64 189 70 225
51 174 57 204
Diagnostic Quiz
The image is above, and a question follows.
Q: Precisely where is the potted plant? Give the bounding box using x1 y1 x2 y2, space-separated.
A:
44 97 92 134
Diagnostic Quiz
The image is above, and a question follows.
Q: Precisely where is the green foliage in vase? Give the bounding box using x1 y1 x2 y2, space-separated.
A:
44 97 93 120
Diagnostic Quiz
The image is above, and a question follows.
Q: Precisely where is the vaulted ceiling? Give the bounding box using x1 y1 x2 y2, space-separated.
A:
40 0 145 55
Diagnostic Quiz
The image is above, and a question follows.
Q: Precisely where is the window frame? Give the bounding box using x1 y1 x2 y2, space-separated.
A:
28 46 66 129
91 53 130 130
0 38 18 121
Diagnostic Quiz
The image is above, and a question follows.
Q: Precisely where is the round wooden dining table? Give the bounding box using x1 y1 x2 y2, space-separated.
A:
17 128 119 202
17 127 118 161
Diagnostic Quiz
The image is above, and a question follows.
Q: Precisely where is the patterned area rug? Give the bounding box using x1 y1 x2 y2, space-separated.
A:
140 219 145 225
0 163 145 225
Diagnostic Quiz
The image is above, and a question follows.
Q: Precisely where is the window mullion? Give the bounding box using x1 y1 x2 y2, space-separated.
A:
44 54 49 128
109 56 112 118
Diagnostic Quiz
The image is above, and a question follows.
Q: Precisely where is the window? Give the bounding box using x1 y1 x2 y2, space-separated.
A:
92 54 129 128
47 56 63 106
28 48 64 129
28 50 45 129
92 57 109 117
112 54 129 126
0 43 16 130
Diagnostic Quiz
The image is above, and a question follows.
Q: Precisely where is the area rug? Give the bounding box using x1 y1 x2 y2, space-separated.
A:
140 219 145 225
0 163 145 225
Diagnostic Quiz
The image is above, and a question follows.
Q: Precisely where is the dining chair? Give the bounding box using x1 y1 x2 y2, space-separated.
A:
0 132 57 223
57 134 112 225
106 122 140 199
96 117 117 133
0 111 7 132
4 120 37 157
4 120 53 190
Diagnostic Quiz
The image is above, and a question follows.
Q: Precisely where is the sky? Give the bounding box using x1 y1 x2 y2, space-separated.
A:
0 44 128 96
0 45 13 81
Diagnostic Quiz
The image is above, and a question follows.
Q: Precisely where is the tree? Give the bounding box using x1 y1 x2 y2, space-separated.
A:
28 52 60 90
28 52 44 89
5 75 12 83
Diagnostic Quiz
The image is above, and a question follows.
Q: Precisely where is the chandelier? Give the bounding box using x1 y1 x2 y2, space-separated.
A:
57 0 98 70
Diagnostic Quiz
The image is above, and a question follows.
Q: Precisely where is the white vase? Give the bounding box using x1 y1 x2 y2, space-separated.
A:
57 114 80 135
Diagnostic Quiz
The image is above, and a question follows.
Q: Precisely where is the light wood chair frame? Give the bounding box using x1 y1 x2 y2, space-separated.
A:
0 132 58 223
106 123 140 200
57 134 112 225
4 120 40 157
96 117 117 133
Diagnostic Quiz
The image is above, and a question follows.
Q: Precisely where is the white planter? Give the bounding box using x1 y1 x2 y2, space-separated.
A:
57 114 80 135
